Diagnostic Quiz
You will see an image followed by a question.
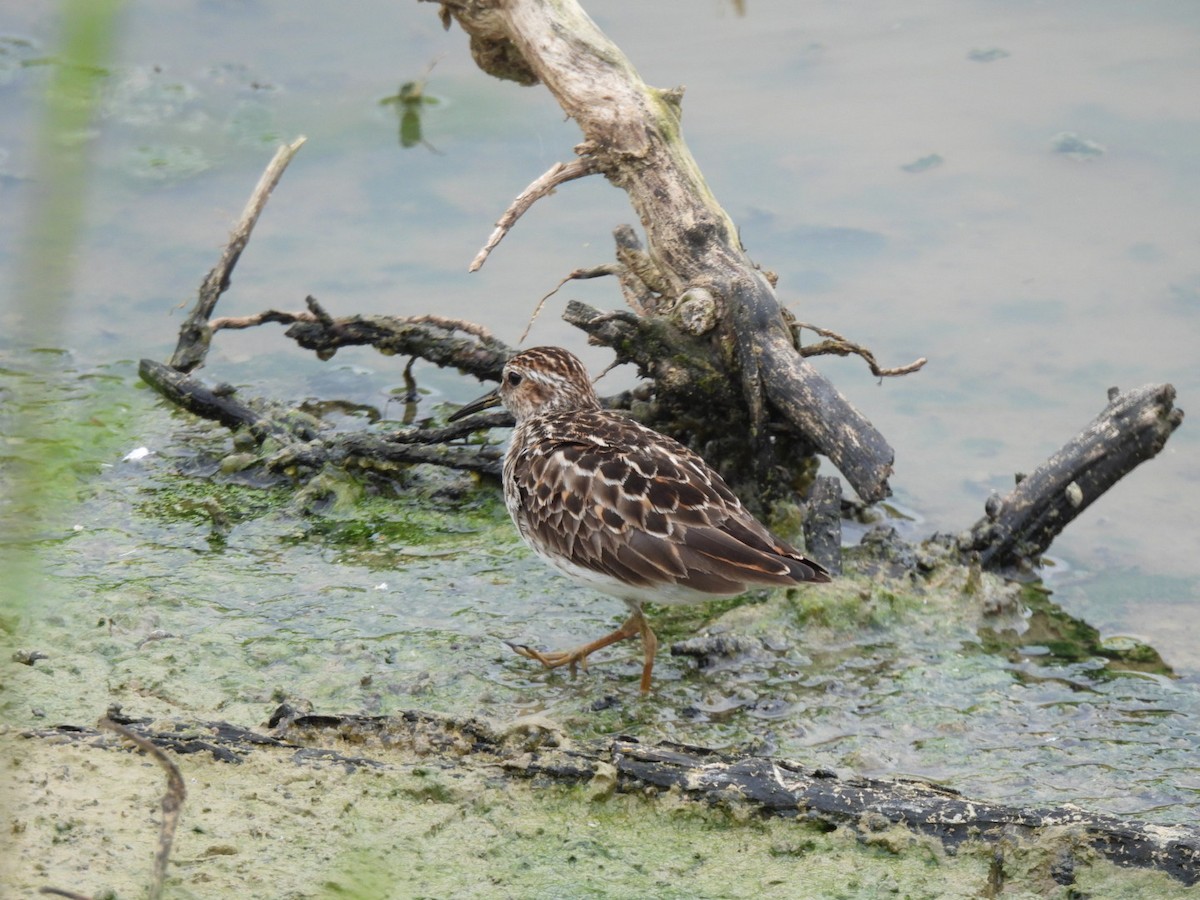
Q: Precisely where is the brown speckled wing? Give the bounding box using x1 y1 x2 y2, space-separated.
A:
507 410 829 596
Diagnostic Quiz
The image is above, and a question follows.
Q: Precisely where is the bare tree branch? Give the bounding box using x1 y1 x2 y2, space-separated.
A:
169 137 306 373
793 321 928 378
470 157 598 272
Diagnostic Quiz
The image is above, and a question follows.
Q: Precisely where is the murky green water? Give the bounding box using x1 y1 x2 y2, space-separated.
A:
3 0 1199 893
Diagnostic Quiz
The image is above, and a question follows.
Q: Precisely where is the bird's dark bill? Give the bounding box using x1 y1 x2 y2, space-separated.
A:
447 388 502 422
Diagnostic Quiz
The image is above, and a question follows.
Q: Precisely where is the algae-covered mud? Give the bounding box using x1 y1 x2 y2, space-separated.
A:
5 718 1196 900
3 358 1198 896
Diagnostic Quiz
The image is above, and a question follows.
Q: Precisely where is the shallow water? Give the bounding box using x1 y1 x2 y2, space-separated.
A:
3 0 1198 844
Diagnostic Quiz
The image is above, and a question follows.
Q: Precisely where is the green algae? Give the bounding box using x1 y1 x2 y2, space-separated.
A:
978 583 1173 676
6 728 1194 900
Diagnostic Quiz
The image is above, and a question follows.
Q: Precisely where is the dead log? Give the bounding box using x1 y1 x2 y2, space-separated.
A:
606 739 1199 887
27 710 1200 886
958 384 1184 574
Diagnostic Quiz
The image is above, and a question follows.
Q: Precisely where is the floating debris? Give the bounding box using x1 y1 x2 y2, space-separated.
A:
902 153 944 173
968 47 1010 62
1051 131 1105 159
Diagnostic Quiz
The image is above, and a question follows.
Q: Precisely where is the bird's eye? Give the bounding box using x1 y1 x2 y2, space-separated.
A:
506 371 523 387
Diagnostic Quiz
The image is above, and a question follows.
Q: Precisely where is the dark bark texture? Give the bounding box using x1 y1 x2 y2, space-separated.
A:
959 384 1184 574
27 710 1200 886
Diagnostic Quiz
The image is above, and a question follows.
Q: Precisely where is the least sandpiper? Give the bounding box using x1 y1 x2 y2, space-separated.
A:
449 346 831 692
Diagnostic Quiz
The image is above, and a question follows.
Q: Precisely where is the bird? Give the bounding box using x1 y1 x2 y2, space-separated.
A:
448 346 831 693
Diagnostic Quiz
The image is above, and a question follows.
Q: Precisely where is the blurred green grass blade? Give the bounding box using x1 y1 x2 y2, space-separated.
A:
3 0 125 620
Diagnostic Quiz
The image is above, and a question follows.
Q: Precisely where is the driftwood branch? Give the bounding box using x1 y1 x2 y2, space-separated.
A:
959 384 1184 573
139 9 1183 580
28 710 1200 887
749 301 896 503
169 137 306 374
140 355 504 476
139 358 317 444
604 739 1199 887
100 717 187 900
438 0 895 503
147 7 902 513
281 299 513 378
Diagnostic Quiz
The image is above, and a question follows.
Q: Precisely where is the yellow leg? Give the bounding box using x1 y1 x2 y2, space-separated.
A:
636 611 657 694
508 608 659 692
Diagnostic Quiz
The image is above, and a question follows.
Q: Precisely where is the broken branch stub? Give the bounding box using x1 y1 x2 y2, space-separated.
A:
959 383 1184 573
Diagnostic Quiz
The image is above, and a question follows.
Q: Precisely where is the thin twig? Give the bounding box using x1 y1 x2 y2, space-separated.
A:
169 137 307 372
518 264 620 343
216 137 308 303
792 321 927 378
403 314 497 341
210 309 319 330
97 717 187 900
469 157 597 272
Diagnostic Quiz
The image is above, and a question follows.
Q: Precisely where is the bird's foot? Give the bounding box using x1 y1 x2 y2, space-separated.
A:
504 608 657 692
504 641 591 676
